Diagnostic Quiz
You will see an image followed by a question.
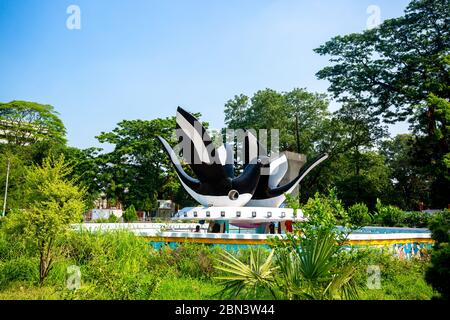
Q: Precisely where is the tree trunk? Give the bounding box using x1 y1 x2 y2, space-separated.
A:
39 239 54 286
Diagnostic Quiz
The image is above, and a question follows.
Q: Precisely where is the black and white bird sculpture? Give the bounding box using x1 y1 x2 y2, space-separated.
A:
157 107 328 208
157 107 262 207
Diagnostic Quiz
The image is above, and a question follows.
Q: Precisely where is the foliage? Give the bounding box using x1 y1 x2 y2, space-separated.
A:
0 151 27 212
428 210 450 244
59 230 162 299
425 210 450 300
96 117 196 210
334 151 391 210
348 203 372 227
2 155 85 285
315 0 450 208
403 211 431 228
374 199 406 227
283 193 300 216
0 257 39 289
216 191 360 300
149 243 223 280
0 100 66 147
300 189 352 235
342 247 433 300
123 204 138 222
425 243 450 300
62 147 103 208
215 248 278 299
381 134 430 210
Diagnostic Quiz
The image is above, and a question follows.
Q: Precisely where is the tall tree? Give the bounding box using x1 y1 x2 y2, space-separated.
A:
96 117 196 210
284 88 330 155
314 0 450 207
381 134 430 210
0 100 66 147
3 156 85 285
224 88 331 154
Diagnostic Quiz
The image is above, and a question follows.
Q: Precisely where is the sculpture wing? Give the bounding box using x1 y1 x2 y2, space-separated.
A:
176 106 229 182
156 136 200 191
268 153 329 196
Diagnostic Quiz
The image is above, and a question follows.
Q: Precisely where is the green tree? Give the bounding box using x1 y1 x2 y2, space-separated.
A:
96 117 196 210
62 146 103 207
315 0 450 207
284 88 330 155
0 151 27 212
381 134 430 210
123 204 138 222
347 203 372 227
334 151 391 210
224 88 330 153
3 155 85 285
299 103 387 204
0 100 66 147
425 210 450 300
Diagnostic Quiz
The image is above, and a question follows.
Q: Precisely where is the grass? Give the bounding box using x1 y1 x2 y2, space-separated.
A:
0 230 436 300
0 283 59 300
154 277 222 300
343 247 435 300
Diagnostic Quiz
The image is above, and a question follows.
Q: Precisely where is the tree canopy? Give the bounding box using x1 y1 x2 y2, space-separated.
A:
96 117 196 210
315 0 450 207
0 100 66 147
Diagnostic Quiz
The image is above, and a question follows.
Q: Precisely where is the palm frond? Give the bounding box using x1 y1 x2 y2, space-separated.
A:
214 248 278 299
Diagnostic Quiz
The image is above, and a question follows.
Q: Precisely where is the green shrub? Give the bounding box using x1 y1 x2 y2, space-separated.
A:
151 243 223 279
59 230 162 299
348 203 372 226
93 214 120 223
428 210 450 244
0 234 30 262
301 189 350 232
0 257 39 289
425 243 450 300
107 214 119 223
374 199 405 227
123 205 138 222
339 247 433 300
403 211 430 228
425 210 450 300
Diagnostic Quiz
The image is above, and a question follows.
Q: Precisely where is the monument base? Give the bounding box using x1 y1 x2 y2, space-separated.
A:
172 206 304 223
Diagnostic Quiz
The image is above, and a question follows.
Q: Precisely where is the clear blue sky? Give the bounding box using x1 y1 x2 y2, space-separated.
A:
0 0 411 149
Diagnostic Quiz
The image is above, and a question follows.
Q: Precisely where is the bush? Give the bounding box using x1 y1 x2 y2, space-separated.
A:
340 247 433 300
425 210 450 300
425 243 450 300
152 243 223 279
428 210 450 244
403 211 430 228
348 203 372 226
107 214 119 223
123 205 138 222
301 189 350 232
59 230 162 299
374 199 405 227
0 257 39 289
